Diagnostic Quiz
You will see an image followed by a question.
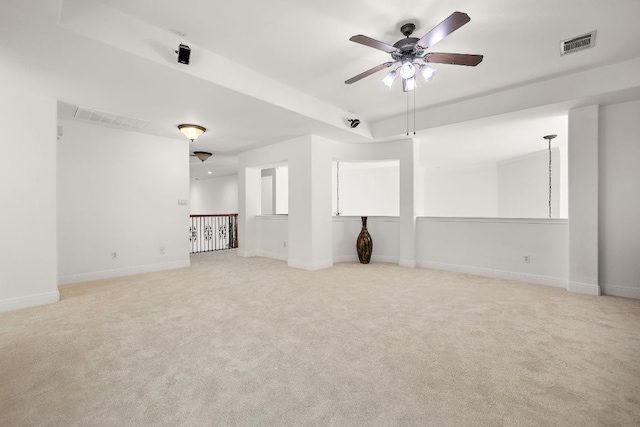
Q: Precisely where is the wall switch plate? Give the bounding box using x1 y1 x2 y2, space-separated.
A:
111 252 118 260
160 247 165 255
524 255 530 263
284 241 287 247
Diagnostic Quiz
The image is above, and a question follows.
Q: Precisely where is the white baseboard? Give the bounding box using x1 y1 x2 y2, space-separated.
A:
0 290 60 313
417 260 568 288
601 283 638 299
399 259 416 268
568 281 601 296
237 250 256 258
58 260 190 286
255 250 288 261
288 258 333 271
333 255 358 263
333 255 401 265
372 255 400 264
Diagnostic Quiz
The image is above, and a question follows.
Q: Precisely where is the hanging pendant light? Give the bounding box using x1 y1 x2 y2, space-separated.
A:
178 124 206 142
543 134 557 218
335 160 341 216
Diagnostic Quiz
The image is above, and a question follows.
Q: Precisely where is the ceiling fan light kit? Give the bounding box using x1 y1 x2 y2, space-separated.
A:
402 77 417 92
400 59 416 79
419 64 438 82
346 11 483 92
380 69 397 89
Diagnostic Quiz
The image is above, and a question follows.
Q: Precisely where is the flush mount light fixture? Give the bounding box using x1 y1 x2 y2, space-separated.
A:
178 124 206 142
193 151 212 162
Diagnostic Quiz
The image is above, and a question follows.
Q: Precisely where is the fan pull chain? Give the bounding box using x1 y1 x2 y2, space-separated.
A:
406 92 409 136
413 89 416 135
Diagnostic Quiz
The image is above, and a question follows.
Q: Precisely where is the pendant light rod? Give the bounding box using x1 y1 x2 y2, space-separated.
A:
335 161 341 216
543 134 557 218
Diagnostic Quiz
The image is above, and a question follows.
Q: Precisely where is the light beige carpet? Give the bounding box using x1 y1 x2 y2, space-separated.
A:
1 250 639 426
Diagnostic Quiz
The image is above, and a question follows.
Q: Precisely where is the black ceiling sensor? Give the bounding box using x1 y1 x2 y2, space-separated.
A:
348 118 360 128
176 44 191 64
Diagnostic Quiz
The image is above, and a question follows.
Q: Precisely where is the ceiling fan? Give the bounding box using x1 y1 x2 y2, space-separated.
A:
345 11 483 91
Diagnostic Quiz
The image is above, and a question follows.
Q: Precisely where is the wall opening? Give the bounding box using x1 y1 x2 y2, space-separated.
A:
332 160 400 217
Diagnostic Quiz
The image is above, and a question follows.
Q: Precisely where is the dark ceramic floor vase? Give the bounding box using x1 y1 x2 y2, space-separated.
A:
356 216 373 264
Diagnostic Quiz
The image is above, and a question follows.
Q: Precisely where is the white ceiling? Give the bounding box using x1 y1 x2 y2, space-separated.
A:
2 0 640 178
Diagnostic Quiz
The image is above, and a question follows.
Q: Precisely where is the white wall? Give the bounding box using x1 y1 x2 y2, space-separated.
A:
497 148 562 218
568 105 600 296
0 87 59 312
57 120 190 284
332 161 400 216
189 174 238 215
599 100 640 298
256 215 288 260
421 165 498 217
416 217 569 287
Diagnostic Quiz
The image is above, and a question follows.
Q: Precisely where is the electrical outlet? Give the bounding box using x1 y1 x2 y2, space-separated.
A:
160 247 165 255
524 255 530 263
111 252 118 260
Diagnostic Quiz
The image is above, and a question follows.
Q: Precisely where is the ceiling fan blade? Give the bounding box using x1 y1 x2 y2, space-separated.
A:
426 52 483 66
349 35 397 53
345 62 396 84
417 11 471 50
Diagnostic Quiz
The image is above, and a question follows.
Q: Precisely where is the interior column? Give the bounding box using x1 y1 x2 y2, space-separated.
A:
568 104 600 295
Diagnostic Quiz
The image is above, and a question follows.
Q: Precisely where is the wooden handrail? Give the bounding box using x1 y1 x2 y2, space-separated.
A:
190 214 238 217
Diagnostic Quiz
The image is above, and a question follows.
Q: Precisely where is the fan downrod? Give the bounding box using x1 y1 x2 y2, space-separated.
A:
400 23 416 37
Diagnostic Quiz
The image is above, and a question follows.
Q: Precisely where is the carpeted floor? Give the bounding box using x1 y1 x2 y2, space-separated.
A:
1 250 639 426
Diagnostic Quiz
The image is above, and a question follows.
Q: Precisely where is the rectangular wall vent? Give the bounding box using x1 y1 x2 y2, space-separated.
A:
560 31 596 56
73 106 151 130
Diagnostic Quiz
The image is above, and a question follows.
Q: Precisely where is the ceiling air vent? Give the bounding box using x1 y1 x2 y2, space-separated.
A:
560 31 596 56
73 106 151 130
